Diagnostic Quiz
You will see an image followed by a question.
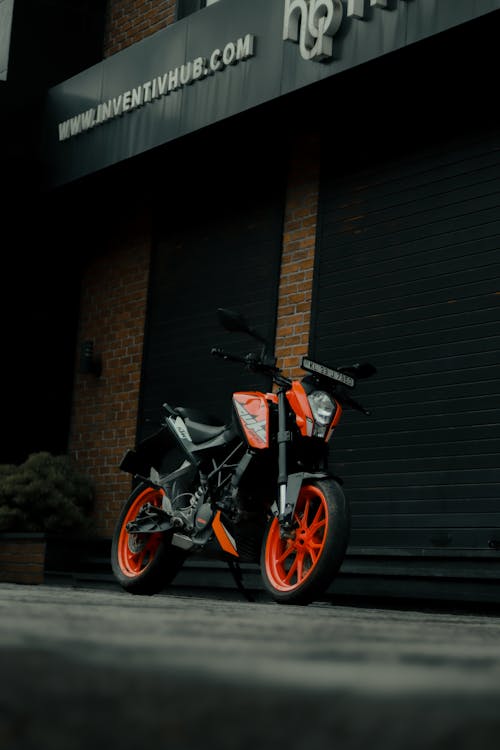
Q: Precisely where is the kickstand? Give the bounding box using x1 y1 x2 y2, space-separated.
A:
227 560 255 603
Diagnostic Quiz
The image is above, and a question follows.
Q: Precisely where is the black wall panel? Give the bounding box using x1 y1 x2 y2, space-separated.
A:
312 128 500 553
309 12 500 556
138 136 285 439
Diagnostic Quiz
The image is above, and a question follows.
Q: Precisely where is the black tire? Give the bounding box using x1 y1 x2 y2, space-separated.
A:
260 479 350 605
111 482 187 595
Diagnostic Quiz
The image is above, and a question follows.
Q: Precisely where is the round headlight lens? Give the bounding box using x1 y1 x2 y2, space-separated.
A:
308 390 336 426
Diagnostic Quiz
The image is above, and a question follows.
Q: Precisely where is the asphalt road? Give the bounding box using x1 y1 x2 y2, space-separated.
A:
1 581 500 750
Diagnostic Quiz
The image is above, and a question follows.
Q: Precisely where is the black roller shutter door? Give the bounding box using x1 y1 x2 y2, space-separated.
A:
138 158 285 438
311 128 500 554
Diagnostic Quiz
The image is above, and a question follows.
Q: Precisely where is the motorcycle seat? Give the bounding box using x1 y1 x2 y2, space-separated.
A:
174 406 227 444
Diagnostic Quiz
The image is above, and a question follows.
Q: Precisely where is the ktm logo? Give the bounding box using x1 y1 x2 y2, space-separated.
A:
283 0 343 62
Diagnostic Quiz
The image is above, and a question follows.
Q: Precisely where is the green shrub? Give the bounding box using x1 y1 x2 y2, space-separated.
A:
0 452 95 535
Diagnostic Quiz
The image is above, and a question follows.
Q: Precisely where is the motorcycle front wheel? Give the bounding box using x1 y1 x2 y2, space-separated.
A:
111 482 187 595
260 479 350 605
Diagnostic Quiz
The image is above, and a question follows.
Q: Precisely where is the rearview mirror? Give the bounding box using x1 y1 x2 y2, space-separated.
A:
351 362 377 379
216 308 268 345
217 308 251 334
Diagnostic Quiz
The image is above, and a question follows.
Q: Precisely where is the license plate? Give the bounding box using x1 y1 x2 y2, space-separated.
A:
301 357 355 388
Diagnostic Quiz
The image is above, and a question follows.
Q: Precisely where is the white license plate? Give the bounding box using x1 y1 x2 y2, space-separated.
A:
301 357 355 388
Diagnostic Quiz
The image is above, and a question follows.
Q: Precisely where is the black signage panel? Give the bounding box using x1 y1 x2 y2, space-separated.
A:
0 0 14 81
41 0 499 187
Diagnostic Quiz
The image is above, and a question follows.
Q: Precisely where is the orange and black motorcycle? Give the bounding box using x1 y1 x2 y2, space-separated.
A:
111 308 376 605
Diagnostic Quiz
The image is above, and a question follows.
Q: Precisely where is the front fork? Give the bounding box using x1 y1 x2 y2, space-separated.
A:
277 387 290 521
276 386 329 536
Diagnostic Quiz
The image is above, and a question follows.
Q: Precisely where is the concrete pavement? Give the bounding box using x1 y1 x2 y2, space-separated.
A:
1 581 499 749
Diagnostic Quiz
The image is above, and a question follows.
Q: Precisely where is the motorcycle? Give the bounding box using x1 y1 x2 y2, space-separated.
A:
111 308 376 605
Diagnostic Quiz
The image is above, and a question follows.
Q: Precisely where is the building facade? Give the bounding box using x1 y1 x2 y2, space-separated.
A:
4 0 500 597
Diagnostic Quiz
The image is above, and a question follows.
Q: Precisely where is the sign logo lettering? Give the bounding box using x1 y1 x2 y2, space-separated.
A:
283 0 343 61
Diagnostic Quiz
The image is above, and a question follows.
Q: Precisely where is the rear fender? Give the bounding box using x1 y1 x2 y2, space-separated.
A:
119 426 177 476
119 415 199 482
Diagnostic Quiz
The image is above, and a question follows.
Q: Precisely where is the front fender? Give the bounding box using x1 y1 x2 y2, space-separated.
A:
278 471 343 526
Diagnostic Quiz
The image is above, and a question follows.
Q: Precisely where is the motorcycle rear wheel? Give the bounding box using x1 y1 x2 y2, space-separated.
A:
111 482 187 595
260 479 350 605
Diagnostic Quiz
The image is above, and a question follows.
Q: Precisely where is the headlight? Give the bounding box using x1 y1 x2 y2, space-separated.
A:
307 390 336 437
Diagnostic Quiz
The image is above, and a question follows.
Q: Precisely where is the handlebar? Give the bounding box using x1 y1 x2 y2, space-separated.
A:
211 347 290 385
211 347 247 365
211 347 270 372
211 348 371 414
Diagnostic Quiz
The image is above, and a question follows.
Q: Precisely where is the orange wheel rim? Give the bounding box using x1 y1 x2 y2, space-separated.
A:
265 485 328 592
117 487 164 577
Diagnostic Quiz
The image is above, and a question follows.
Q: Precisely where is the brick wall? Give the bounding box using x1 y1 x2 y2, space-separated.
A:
69 209 152 537
104 0 177 57
0 535 46 585
275 131 320 380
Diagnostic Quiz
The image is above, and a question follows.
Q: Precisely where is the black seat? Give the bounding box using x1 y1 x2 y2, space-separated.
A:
174 407 226 444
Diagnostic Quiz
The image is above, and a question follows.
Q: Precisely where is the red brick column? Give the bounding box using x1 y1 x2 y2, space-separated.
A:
104 0 177 56
69 209 152 537
275 132 321 379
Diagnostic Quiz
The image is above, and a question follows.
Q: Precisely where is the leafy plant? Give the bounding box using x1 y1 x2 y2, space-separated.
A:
0 452 95 535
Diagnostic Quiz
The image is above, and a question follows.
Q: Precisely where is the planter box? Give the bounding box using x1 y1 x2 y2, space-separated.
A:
0 533 47 584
